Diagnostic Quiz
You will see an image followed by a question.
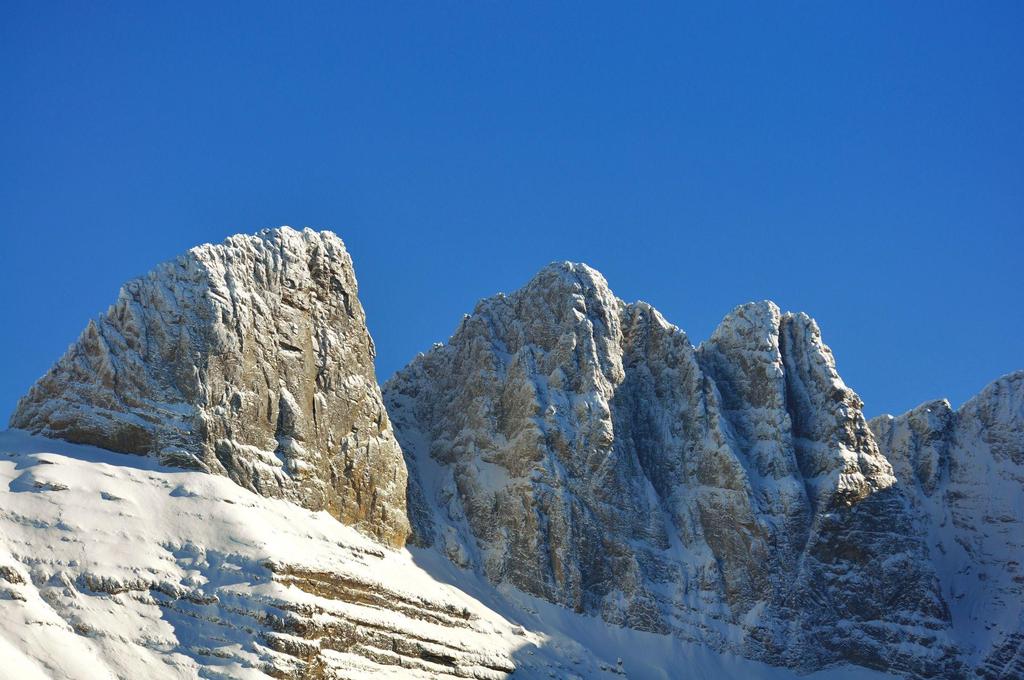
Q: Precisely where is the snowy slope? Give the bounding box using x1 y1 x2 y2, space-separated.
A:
0 431 895 679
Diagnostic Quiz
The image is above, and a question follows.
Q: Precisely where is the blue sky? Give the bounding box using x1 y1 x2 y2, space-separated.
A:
2 2 1021 420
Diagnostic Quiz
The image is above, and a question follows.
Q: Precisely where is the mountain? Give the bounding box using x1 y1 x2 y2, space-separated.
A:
383 262 961 677
870 372 1024 679
3 230 1020 679
9 228 408 547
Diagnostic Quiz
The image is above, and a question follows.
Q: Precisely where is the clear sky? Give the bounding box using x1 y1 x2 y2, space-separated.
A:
2 2 1021 421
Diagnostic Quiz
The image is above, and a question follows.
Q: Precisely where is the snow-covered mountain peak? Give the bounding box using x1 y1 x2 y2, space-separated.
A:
385 262 959 678
959 369 1024 436
868 370 1024 679
10 226 410 547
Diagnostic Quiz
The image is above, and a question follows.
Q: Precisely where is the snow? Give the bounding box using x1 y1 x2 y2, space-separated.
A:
0 430 898 679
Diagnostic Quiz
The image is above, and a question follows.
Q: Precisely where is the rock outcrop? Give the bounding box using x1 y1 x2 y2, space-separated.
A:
384 262 961 677
10 227 409 547
870 371 1024 680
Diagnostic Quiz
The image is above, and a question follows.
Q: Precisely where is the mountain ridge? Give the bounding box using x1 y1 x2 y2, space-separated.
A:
4 231 1020 679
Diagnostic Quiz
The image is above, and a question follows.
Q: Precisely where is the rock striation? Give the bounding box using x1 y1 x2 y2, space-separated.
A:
870 371 1024 680
384 262 963 677
10 227 409 547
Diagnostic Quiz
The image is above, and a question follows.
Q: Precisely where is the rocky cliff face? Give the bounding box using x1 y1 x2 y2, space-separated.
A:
10 227 409 547
384 262 961 677
870 371 1024 680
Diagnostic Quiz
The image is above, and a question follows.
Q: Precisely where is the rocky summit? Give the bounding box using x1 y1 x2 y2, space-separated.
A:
4 232 1021 680
9 227 409 547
